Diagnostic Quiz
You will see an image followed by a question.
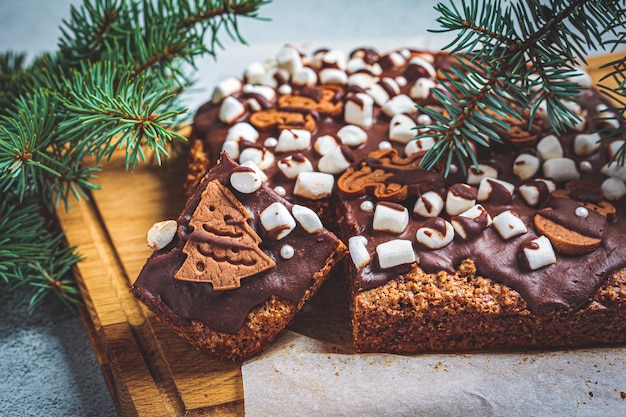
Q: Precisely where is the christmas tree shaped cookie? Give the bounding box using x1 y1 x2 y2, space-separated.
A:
174 179 275 290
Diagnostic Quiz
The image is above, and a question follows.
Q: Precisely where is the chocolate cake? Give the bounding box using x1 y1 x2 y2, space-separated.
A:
146 43 626 358
131 153 347 360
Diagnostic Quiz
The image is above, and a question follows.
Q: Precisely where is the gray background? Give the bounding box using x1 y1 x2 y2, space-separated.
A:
0 1 442 416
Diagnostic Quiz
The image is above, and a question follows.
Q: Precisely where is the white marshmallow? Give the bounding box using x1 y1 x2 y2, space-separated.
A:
292 204 323 234
518 179 555 207
513 153 540 180
536 135 563 160
346 56 382 75
542 158 579 182
239 160 268 183
337 125 368 147
596 104 620 129
221 140 240 159
278 84 292 96
451 204 492 240
242 84 277 102
293 171 335 200
445 184 477 216
314 134 341 156
277 44 303 76
466 164 498 186
408 56 437 79
601 161 626 181
492 210 528 240
389 114 417 144
415 219 454 250
376 239 416 269
413 191 444 218
409 78 436 100
238 147 275 170
218 96 246 124
574 132 601 156
277 154 314 179
318 146 353 174
292 67 318 87
348 72 379 89
562 100 587 131
225 122 259 143
381 94 417 117
608 140 625 160
319 49 347 71
477 178 515 202
212 77 243 103
372 203 409 234
319 68 348 85
522 235 556 271
348 236 371 269
275 129 312 153
260 202 296 240
601 177 626 200
405 137 436 155
259 68 289 88
147 220 178 251
229 167 263 194
244 62 266 84
366 77 400 106
344 93 374 129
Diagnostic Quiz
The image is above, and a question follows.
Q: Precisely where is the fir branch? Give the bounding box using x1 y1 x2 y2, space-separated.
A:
418 0 626 175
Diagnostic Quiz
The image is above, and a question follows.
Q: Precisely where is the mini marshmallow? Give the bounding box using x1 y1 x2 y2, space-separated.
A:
601 161 626 181
348 73 379 89
318 145 353 174
408 56 437 79
513 153 540 180
409 78 436 100
451 204 492 240
244 62 266 84
446 183 477 216
147 220 178 251
349 235 371 269
596 104 620 129
413 191 444 218
278 84 292 96
314 134 341 156
521 235 556 271
518 179 555 207
415 219 454 250
319 49 347 71
292 204 324 234
477 178 515 202
366 78 400 106
238 147 275 170
259 68 289 88
212 77 243 103
277 44 303 76
277 154 314 179
229 167 263 194
293 171 335 200
275 129 312 153
218 96 246 124
608 140 625 160
319 68 348 85
542 158 579 182
601 177 626 200
562 100 587 131
389 114 417 144
381 94 417 117
292 67 318 87
264 137 278 148
379 141 392 150
260 202 296 240
221 140 240 159
337 125 368 147
574 132 601 156
405 137 436 155
384 51 407 68
376 239 416 269
466 164 498 186
346 56 382 75
372 203 409 234
239 160 268 183
242 84 277 102
492 210 527 240
536 135 563 160
344 93 374 128
225 122 259 143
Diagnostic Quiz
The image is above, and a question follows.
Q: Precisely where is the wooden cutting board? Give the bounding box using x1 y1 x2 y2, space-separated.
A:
55 52 623 417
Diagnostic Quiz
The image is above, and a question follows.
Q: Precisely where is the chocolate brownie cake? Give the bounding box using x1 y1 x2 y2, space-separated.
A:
131 153 347 360
174 43 626 356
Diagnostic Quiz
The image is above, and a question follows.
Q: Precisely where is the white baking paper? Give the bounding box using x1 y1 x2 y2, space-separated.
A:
242 330 626 417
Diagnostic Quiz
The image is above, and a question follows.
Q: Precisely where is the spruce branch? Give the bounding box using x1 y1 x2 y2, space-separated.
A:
417 0 626 175
0 0 270 313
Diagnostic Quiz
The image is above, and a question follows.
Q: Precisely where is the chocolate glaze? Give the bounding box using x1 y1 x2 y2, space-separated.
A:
189 46 626 317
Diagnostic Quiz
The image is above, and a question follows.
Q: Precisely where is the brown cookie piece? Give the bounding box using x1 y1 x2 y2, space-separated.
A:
278 85 343 117
552 180 617 221
249 108 317 132
534 197 607 256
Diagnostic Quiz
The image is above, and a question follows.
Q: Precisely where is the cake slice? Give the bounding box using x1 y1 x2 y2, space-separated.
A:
131 153 347 360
